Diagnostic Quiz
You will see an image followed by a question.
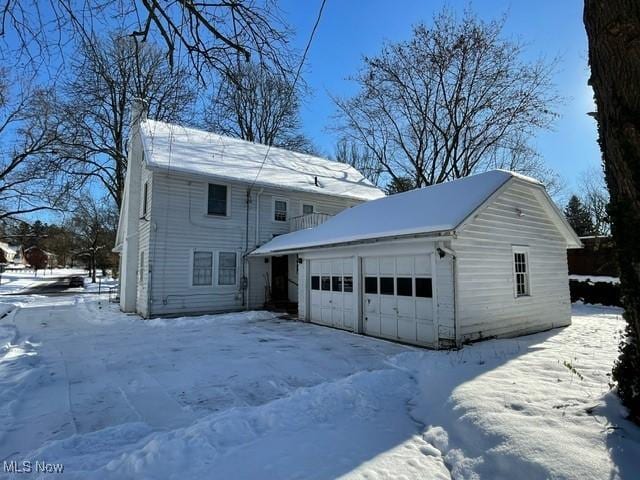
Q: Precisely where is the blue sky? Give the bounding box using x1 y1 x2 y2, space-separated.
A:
279 0 599 195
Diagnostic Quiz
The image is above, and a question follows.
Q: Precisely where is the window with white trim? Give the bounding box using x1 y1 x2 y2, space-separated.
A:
142 181 148 216
513 247 530 297
302 204 314 215
193 251 213 286
274 198 288 222
207 184 228 216
218 252 237 285
139 251 145 282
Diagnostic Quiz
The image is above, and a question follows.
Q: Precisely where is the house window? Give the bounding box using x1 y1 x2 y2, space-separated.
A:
396 277 413 296
332 276 342 292
302 204 314 215
513 247 530 297
218 252 237 285
142 181 148 216
343 276 353 292
207 184 228 216
380 277 394 295
139 251 144 282
416 278 433 298
321 276 330 291
274 199 288 222
193 251 213 286
364 277 378 294
311 276 320 290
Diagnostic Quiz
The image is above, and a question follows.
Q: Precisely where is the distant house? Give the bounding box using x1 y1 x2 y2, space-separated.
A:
254 171 582 348
114 102 384 318
567 235 617 277
0 242 16 263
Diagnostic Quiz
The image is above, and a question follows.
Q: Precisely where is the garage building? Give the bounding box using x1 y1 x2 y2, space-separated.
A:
252 170 582 349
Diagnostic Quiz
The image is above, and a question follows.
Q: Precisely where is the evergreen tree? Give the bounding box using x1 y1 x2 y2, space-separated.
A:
564 195 594 236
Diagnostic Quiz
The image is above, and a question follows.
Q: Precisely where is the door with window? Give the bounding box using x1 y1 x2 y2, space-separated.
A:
309 258 355 331
362 254 436 345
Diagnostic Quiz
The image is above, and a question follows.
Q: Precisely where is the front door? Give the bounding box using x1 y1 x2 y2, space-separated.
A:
271 255 289 303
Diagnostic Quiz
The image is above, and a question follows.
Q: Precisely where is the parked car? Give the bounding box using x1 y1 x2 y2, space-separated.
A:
69 276 85 288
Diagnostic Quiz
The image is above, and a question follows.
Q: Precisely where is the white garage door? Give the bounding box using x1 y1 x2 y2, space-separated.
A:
363 255 436 346
309 259 355 331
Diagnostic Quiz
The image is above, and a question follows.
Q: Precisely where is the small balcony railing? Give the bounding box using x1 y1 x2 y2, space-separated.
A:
289 212 332 232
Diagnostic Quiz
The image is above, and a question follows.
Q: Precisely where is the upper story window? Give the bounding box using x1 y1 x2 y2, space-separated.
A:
142 181 148 217
207 184 228 216
302 204 314 215
274 198 288 222
513 246 530 297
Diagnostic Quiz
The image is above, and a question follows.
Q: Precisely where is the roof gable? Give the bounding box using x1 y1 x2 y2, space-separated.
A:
253 170 518 254
139 119 384 201
253 170 582 254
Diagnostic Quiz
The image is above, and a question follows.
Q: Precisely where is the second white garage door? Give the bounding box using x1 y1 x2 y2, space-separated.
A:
309 258 355 331
363 255 436 346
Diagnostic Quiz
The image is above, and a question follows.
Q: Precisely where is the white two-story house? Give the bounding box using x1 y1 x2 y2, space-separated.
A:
114 102 384 318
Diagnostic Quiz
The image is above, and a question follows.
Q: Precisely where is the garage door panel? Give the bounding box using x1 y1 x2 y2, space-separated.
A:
379 257 395 275
363 257 378 275
416 298 433 321
415 255 431 275
309 258 356 332
398 318 417 342
396 256 414 275
417 323 435 343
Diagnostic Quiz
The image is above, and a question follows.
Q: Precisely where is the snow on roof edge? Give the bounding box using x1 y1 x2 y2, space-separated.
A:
139 119 385 202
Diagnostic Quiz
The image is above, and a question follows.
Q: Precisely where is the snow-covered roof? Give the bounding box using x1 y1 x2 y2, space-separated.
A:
253 170 580 254
139 119 384 201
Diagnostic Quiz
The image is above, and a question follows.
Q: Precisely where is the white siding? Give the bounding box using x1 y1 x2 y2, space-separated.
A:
136 166 153 317
148 172 359 316
453 181 571 342
435 251 455 340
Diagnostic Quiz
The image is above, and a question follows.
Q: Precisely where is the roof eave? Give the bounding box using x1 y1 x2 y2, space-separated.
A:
250 229 455 256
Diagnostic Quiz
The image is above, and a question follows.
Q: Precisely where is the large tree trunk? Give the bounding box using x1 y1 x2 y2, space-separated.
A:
584 0 640 422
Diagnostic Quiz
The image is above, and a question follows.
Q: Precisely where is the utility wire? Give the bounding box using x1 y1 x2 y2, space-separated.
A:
247 0 328 193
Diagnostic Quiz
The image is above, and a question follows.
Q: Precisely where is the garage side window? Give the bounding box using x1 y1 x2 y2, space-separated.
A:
415 278 433 298
193 251 213 286
364 277 378 294
311 276 320 290
513 246 530 297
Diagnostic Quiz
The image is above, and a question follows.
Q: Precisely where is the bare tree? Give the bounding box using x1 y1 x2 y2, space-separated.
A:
68 194 118 283
333 9 560 189
0 69 72 221
203 62 315 154
578 167 609 236
584 0 640 422
0 0 291 82
53 33 197 208
334 138 382 186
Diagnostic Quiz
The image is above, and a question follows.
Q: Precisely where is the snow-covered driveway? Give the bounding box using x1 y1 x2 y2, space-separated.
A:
1 296 638 479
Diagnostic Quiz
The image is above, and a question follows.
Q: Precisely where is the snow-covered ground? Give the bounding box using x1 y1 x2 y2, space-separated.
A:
0 291 638 479
569 274 620 284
